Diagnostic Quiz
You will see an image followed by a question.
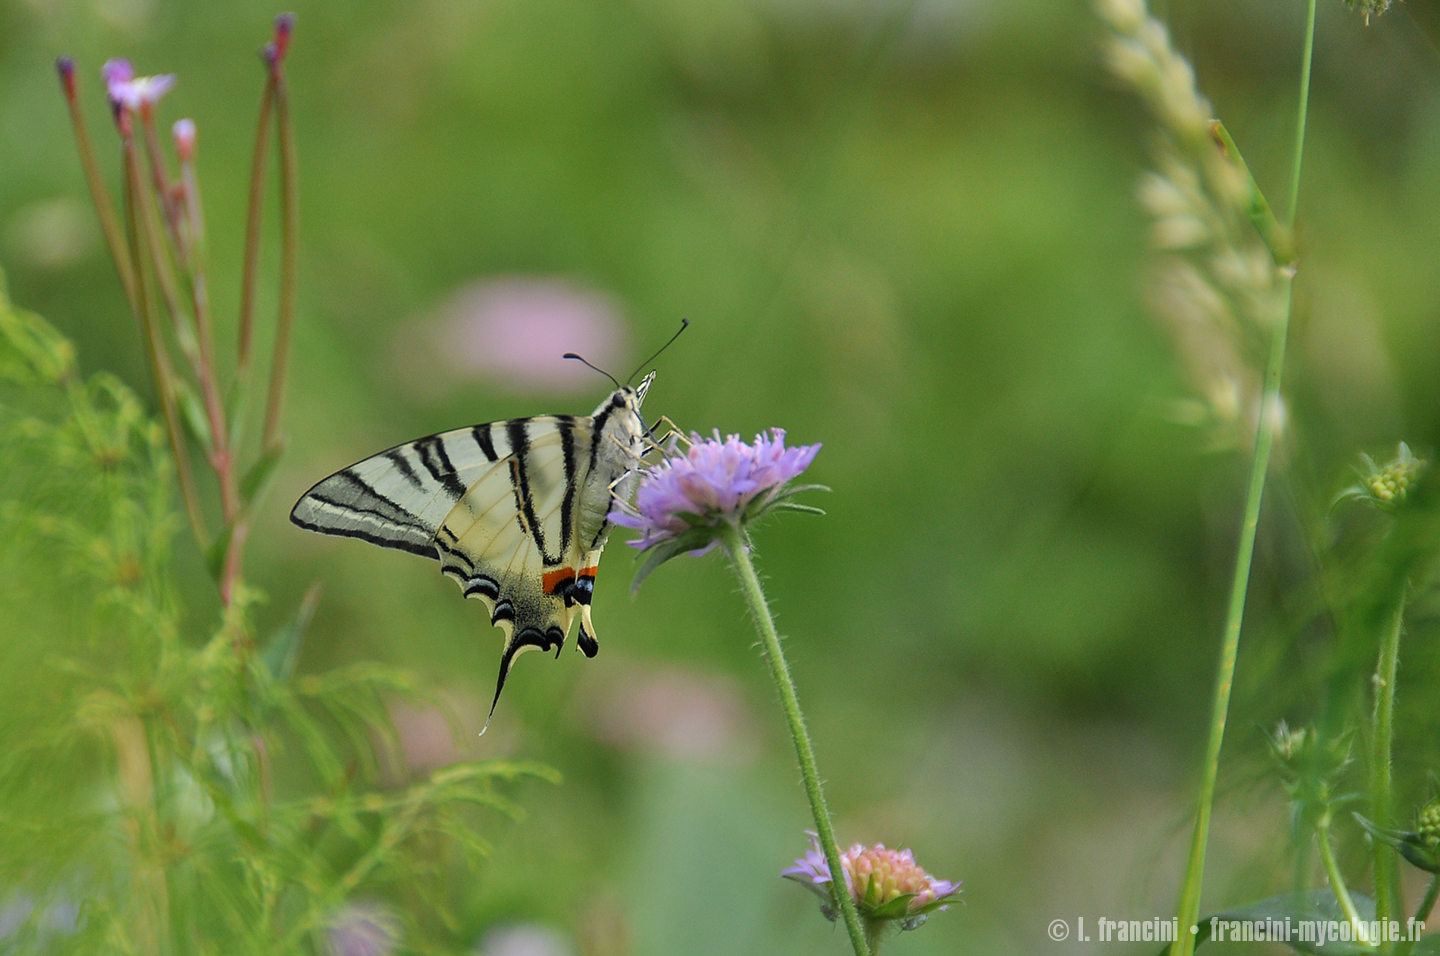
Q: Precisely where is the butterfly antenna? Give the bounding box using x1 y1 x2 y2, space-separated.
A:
626 318 689 386
563 352 621 390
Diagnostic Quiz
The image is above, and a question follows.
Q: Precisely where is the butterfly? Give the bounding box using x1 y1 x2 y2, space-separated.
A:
290 371 656 725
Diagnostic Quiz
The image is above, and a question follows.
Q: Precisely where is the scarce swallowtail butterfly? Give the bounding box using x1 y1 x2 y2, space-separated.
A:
291 368 658 727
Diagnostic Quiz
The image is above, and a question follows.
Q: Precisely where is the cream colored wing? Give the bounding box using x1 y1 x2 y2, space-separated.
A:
433 417 597 718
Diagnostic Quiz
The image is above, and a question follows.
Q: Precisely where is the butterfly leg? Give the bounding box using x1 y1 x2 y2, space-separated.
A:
642 415 687 454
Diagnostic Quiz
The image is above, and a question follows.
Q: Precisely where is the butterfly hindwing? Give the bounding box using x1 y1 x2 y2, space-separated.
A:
290 374 655 725
434 418 601 711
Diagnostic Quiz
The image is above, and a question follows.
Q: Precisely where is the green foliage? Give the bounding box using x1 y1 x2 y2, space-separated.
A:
0 273 556 953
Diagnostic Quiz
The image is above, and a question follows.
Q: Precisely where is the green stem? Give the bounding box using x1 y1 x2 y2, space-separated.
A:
718 522 869 956
1170 5 1314 953
1396 875 1439 956
865 919 886 955
1415 875 1439 926
1173 269 1295 955
1318 817 1369 944
1373 592 1407 949
1289 0 1317 225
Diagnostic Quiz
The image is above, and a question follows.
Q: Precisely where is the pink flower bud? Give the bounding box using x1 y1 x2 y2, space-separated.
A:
172 118 196 162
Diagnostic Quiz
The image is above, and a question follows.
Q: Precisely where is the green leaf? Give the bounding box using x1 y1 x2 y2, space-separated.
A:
205 524 234 581
262 582 322 681
1178 889 1378 956
766 501 827 516
241 445 285 506
1355 813 1440 873
175 379 213 452
631 526 720 594
771 483 832 499
868 893 918 920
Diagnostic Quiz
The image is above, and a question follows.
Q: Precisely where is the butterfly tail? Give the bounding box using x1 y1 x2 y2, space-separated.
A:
577 604 600 658
481 621 567 733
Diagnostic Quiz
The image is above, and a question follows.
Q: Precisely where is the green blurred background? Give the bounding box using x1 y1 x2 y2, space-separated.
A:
4 0 1440 952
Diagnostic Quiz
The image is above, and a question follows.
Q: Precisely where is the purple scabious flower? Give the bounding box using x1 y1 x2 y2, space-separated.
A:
613 428 820 541
609 428 823 587
784 832 962 933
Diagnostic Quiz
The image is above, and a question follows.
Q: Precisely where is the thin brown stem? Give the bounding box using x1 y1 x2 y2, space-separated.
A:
139 103 183 250
236 76 275 395
262 57 298 457
122 124 209 551
135 166 203 380
57 58 138 310
177 152 237 522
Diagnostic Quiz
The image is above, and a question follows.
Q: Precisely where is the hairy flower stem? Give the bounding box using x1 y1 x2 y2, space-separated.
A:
1396 878 1440 956
1172 4 1314 953
718 522 869 956
1372 591 1407 946
1319 815 1368 943
1415 876 1440 925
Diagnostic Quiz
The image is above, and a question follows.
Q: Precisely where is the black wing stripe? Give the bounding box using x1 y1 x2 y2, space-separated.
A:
434 536 475 570
557 416 577 556
290 514 438 559
507 419 556 563
416 436 468 499
327 470 431 527
304 492 433 536
383 450 426 491
472 424 498 462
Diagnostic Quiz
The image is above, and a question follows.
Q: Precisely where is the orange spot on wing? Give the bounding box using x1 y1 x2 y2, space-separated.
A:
580 565 599 579
543 567 576 594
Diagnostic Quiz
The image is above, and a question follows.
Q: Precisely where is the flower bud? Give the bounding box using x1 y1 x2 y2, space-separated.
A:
273 13 295 60
172 118 196 163
1418 802 1440 848
1337 443 1426 513
1344 0 1391 23
56 56 76 100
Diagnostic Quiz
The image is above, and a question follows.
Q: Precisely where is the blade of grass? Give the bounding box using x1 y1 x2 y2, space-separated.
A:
1171 2 1314 952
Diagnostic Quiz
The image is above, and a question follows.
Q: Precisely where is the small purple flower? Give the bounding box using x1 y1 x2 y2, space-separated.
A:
784 832 962 933
610 428 822 553
326 901 399 956
102 58 176 112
